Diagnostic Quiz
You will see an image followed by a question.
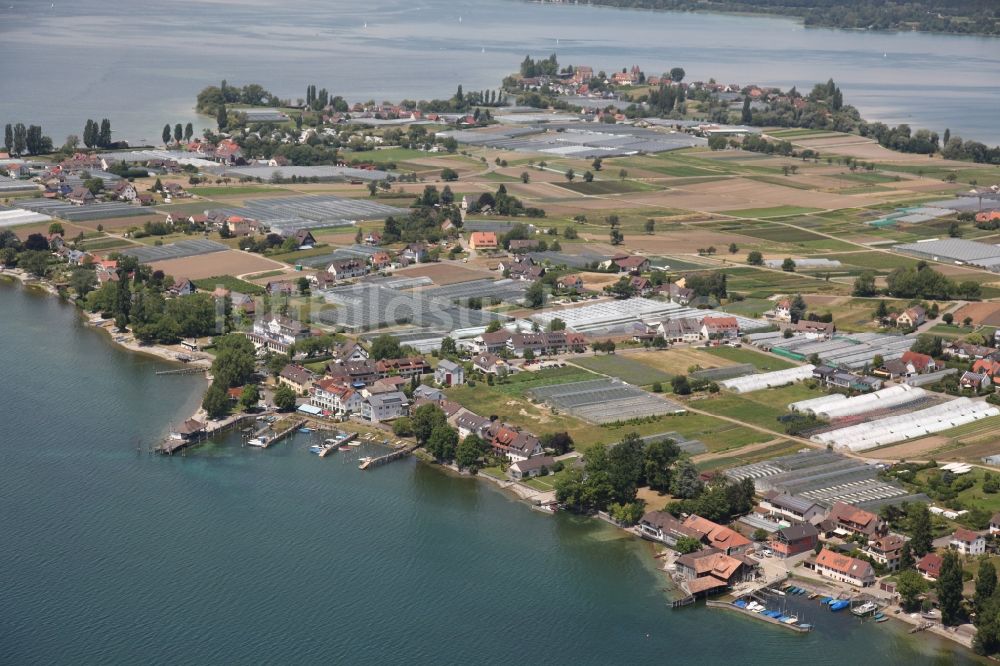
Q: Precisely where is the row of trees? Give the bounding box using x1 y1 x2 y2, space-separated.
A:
161 122 194 146
3 123 54 156
82 118 113 149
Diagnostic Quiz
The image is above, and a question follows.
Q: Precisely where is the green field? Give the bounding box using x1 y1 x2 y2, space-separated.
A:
78 237 136 251
664 413 774 453
571 354 674 386
554 180 655 195
190 186 282 196
703 346 797 371
696 383 822 430
696 440 806 472
720 206 823 219
834 172 900 184
192 275 266 295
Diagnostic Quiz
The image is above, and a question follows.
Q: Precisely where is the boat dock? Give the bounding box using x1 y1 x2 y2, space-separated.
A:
157 414 254 455
249 419 306 449
706 600 811 633
155 366 207 376
359 444 418 470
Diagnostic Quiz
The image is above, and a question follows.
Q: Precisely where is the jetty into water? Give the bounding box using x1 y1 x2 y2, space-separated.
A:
359 443 418 470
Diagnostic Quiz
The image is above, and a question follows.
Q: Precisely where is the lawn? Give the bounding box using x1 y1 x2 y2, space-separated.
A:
720 206 822 219
696 440 806 472
78 237 137 251
718 298 775 318
192 275 266 295
702 346 798 371
629 348 737 376
571 354 673 386
695 383 824 430
244 269 287 280
663 412 774 453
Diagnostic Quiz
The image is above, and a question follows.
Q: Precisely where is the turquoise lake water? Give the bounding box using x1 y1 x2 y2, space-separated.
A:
0 282 980 663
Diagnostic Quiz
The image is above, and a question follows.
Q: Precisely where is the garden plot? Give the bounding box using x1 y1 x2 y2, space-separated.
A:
528 378 686 424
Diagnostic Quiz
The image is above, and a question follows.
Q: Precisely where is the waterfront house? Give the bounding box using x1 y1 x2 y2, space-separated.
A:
682 515 751 556
638 511 706 548
675 548 754 595
813 549 875 587
823 502 886 539
487 422 543 462
361 391 409 423
864 534 906 572
950 528 986 556
247 315 311 354
456 412 492 440
508 455 556 480
434 359 464 387
769 523 819 559
311 379 363 417
757 492 825 524
169 419 205 441
278 364 316 394
917 553 943 581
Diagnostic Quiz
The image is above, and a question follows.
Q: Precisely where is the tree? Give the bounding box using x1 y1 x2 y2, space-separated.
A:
853 271 877 297
273 385 297 411
938 550 965 626
455 434 487 471
592 157 603 172
440 167 458 182
202 383 230 419
606 433 645 505
98 119 111 147
896 569 928 612
781 257 796 272
943 312 954 325
239 383 261 411
162 124 172 146
671 375 691 395
174 123 183 144
674 536 702 554
644 438 680 492
524 280 545 308
977 558 998 610
48 222 64 236
899 541 915 570
12 123 27 156
539 431 574 455
217 103 228 131
618 168 627 180
3 123 11 154
426 424 458 462
412 403 448 446
210 334 256 388
69 267 97 297
184 123 194 142
728 242 738 254
18 250 50 278
610 228 623 245
910 334 943 358
746 250 764 266
392 417 414 437
670 458 702 498
741 96 752 124
645 219 655 234
789 294 807 323
520 171 530 184
370 333 402 360
669 67 685 83
907 502 933 556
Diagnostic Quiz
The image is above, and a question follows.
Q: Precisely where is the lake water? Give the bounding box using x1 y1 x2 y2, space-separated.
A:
0 282 980 663
1 0 999 146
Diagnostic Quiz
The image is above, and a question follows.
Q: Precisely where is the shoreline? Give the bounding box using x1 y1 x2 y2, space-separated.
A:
0 272 983 658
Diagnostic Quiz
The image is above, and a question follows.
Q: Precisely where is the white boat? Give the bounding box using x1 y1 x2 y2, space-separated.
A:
852 601 879 617
247 437 267 448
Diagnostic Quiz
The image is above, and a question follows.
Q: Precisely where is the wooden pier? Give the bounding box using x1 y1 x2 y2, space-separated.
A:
255 419 307 449
155 366 207 376
359 444 418 470
705 600 812 632
156 414 254 455
670 595 696 609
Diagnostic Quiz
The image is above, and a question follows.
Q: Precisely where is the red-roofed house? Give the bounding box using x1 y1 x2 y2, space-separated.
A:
917 553 943 580
701 316 739 340
469 231 498 250
950 528 986 556
900 351 939 374
824 501 886 538
813 548 875 587
682 515 751 555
